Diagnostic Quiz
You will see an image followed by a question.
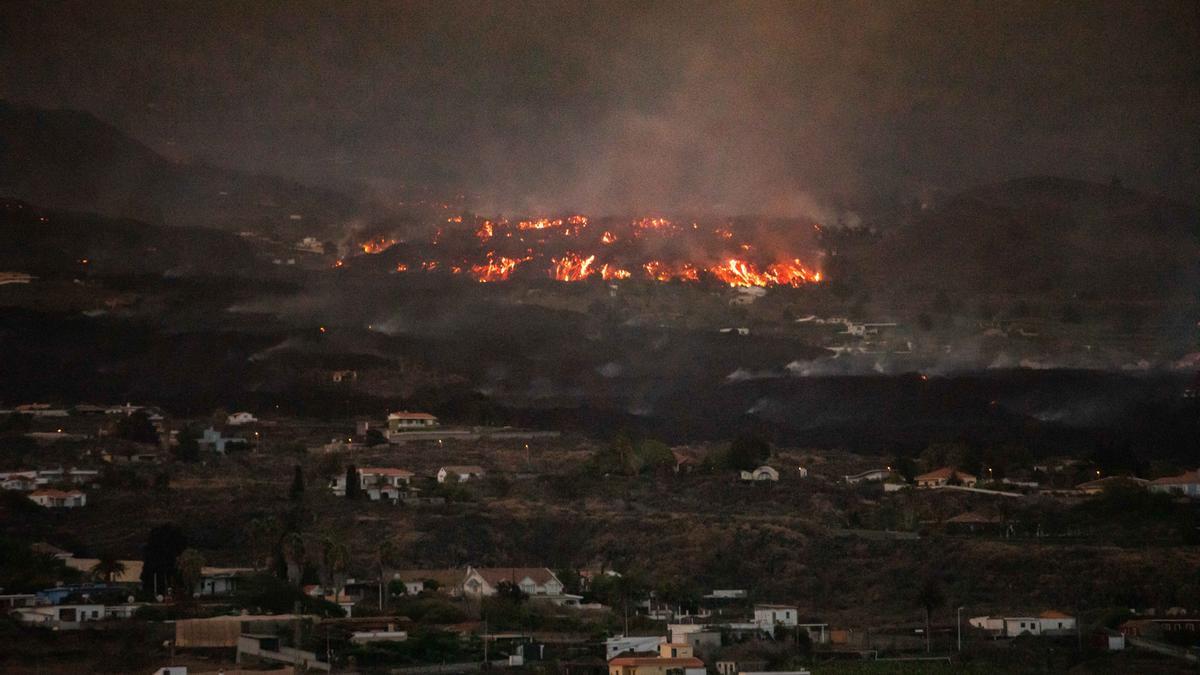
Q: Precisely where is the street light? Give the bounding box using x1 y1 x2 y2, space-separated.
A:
958 606 965 652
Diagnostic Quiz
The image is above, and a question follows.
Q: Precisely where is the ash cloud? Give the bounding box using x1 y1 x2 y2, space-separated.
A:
2 1 1197 216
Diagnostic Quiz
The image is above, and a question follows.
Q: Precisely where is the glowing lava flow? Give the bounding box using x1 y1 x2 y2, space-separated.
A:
470 253 529 282
552 252 597 281
708 258 820 287
643 261 700 282
360 237 397 254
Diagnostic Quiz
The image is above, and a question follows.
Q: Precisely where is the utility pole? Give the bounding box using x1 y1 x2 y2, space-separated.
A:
957 606 964 653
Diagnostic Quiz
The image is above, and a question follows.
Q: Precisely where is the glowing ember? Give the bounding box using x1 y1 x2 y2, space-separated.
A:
600 264 632 280
470 253 529 282
601 231 617 245
395 263 409 272
360 237 397 254
643 261 700 282
634 217 672 230
518 218 564 230
475 220 494 240
551 252 597 281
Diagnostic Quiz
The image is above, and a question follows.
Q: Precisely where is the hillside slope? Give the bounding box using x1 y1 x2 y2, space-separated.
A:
0 101 357 239
857 177 1199 300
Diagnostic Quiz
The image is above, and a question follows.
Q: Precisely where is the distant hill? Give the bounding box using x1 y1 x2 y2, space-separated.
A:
0 101 358 239
0 198 258 277
856 176 1199 299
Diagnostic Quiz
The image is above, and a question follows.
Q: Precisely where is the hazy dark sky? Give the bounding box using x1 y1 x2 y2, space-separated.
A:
1 0 1197 215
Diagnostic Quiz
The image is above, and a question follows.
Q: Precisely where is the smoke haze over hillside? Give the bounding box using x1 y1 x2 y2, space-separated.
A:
2 1 1198 217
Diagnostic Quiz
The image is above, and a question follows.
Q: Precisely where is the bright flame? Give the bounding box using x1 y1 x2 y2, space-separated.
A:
600 264 632 280
551 252 597 281
518 218 564 230
709 259 820 287
471 253 529 282
601 231 617 245
360 237 396 254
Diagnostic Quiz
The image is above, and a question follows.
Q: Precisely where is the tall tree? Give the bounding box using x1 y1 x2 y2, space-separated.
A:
322 539 350 599
176 548 206 598
281 532 307 586
116 411 160 445
725 433 771 471
376 539 404 609
174 425 200 462
245 516 279 571
917 577 945 654
141 523 187 594
289 465 305 501
344 465 361 500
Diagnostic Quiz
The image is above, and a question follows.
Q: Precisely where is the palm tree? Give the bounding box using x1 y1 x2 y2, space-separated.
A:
322 539 351 601
917 577 945 653
245 516 279 571
281 532 307 586
376 539 404 609
176 548 206 599
92 554 126 584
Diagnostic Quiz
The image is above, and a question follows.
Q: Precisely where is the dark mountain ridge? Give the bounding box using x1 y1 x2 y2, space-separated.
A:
0 101 358 239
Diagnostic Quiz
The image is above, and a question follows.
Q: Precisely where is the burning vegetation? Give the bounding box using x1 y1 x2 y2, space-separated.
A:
348 214 824 286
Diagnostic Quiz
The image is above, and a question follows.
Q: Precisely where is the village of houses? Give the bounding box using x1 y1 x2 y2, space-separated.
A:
1 400 1199 673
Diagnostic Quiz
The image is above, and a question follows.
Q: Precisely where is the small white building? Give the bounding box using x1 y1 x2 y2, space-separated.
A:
740 466 779 482
13 603 105 629
605 635 666 659
754 604 799 632
970 611 1076 637
437 465 485 483
843 469 891 484
226 412 258 425
28 488 86 508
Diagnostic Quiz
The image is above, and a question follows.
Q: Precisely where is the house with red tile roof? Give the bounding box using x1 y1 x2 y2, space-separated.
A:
28 488 86 508
1149 470 1200 497
914 467 977 488
609 642 705 675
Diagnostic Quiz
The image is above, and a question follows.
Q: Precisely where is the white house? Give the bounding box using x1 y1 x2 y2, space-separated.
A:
740 466 779 482
1149 470 1200 497
195 567 253 596
198 427 248 454
754 604 799 632
0 471 39 491
387 412 438 434
330 466 417 501
28 488 86 508
461 567 564 599
844 469 891 484
226 412 258 425
605 635 666 659
971 611 1076 637
13 603 105 629
437 465 485 483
